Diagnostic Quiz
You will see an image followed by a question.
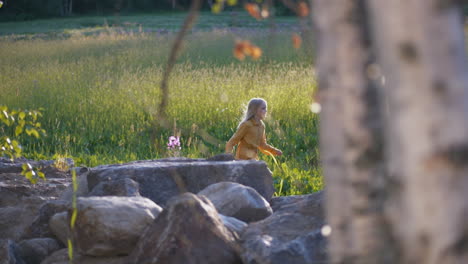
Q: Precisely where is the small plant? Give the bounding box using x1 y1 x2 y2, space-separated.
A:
167 136 181 157
0 105 46 183
272 161 324 196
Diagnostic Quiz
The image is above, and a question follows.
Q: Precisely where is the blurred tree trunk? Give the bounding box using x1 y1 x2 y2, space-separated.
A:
313 0 393 263
312 0 468 263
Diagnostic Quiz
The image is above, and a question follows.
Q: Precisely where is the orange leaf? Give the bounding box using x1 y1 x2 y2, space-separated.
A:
243 41 254 56
292 33 302 49
234 41 247 60
297 2 309 17
250 46 262 60
245 3 261 19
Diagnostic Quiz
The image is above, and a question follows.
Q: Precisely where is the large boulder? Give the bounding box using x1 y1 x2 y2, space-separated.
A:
88 178 140 197
87 159 274 206
240 191 328 264
128 193 243 264
198 182 273 222
71 196 162 257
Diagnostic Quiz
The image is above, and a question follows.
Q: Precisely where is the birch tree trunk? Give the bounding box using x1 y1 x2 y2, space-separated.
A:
367 1 468 263
313 0 468 263
313 0 394 263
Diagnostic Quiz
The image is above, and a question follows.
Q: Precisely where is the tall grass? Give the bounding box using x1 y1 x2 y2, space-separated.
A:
0 13 322 195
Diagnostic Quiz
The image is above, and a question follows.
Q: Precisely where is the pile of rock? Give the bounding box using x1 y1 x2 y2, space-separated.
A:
0 157 327 264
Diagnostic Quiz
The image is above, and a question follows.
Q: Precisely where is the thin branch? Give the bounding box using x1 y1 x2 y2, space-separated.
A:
158 0 202 122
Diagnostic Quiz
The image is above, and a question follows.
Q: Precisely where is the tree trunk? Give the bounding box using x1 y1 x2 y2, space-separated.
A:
367 1 468 263
313 0 394 263
313 0 468 263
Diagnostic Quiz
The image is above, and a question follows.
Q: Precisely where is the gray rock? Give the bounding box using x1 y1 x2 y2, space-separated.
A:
240 191 328 264
128 193 242 264
0 158 73 177
219 214 248 237
48 213 69 246
72 196 162 257
21 200 69 240
16 238 61 264
58 171 89 201
87 159 274 207
270 194 311 212
0 239 24 264
88 178 140 197
198 182 273 222
0 197 47 241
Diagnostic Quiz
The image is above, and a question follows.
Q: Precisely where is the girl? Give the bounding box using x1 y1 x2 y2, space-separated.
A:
226 98 283 160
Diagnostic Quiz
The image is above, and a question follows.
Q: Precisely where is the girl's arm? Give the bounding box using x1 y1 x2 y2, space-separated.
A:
225 122 248 153
259 130 282 156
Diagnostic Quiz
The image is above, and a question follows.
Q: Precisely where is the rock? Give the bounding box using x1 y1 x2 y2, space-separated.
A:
240 191 327 264
198 182 273 222
0 197 48 241
49 213 69 246
219 214 248 237
16 238 61 264
58 170 89 201
21 200 69 240
0 159 72 243
88 178 140 197
0 157 73 178
0 174 68 208
0 239 24 264
40 248 127 264
270 194 311 212
87 159 274 207
128 193 242 264
72 196 162 257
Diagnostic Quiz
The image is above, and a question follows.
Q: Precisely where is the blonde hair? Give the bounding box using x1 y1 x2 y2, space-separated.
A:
238 98 267 128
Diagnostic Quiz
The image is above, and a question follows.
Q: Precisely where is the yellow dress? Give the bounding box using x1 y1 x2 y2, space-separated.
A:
225 118 281 160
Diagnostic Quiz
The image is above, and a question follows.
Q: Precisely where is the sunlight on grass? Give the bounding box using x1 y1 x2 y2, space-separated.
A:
0 13 319 195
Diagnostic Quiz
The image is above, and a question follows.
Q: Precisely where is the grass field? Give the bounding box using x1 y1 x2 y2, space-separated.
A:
1 12 321 195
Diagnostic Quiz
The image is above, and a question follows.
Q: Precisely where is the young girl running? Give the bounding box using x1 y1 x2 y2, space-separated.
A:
225 98 283 160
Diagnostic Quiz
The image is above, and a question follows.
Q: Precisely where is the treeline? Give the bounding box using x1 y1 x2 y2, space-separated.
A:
0 0 467 21
0 0 201 21
0 0 299 21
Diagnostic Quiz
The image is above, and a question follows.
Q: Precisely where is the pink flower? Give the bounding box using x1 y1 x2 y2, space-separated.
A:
167 136 181 149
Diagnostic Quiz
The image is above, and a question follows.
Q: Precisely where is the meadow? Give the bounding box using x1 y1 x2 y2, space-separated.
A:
0 12 322 195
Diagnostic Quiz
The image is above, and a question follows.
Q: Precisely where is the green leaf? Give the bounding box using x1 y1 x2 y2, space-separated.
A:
18 112 26 120
15 126 23 136
37 171 45 180
31 129 40 138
